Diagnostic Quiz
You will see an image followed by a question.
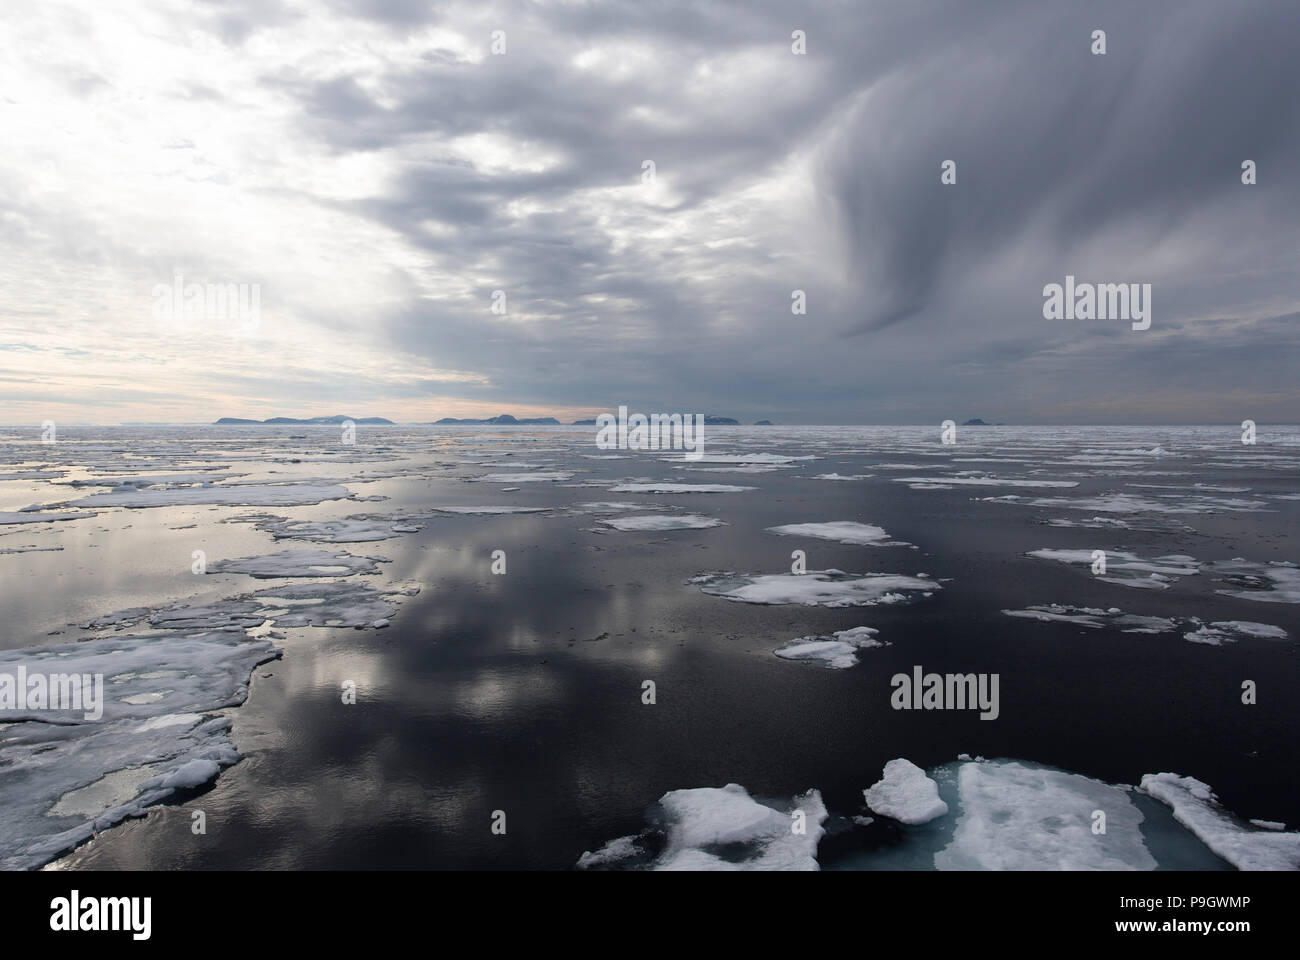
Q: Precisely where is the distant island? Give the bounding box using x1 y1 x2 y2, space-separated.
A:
571 414 739 425
962 418 989 426
215 415 394 425
754 419 773 425
432 414 560 425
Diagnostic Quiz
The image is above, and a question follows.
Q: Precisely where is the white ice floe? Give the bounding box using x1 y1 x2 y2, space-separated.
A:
986 493 1269 514
864 759 949 824
894 476 1078 488
0 627 280 870
767 521 909 547
695 569 938 607
208 549 388 578
1027 549 1199 588
433 505 550 515
1140 773 1300 870
774 626 885 669
608 483 755 494
471 472 573 483
1004 605 1287 646
1212 560 1300 603
240 514 427 542
0 510 96 525
577 784 827 871
67 482 353 509
1182 621 1288 645
807 473 872 481
935 760 1156 870
572 501 647 512
660 453 812 464
60 472 241 488
1003 604 1178 633
599 514 724 531
576 835 643 869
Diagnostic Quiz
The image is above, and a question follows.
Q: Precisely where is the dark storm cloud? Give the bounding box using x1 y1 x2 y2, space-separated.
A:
250 0 1300 421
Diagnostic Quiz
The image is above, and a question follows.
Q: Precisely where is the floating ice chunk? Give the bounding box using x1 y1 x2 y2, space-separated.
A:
471 472 573 483
1140 774 1300 870
1002 604 1177 634
1183 621 1288 645
660 453 812 464
936 760 1156 870
0 623 279 870
1212 560 1300 604
239 514 426 542
433 505 550 515
894 476 1078 488
576 784 826 871
68 482 352 509
600 514 723 531
61 473 241 488
986 493 1268 514
767 521 909 547
1027 549 1198 588
807 473 872 481
608 483 755 494
696 570 937 607
774 626 884 669
572 501 647 513
0 511 95 525
249 582 399 627
864 759 949 824
208 549 388 578
577 835 643 869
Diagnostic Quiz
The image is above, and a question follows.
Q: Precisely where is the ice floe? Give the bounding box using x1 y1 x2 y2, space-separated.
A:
935 760 1156 870
66 482 353 509
864 759 949 824
773 626 885 668
471 472 574 483
1140 774 1300 870
1003 605 1287 644
608 483 755 494
1212 560 1300 603
208 549 389 578
0 510 96 525
767 521 909 547
576 784 827 871
694 569 937 607
599 514 723 532
1027 549 1198 588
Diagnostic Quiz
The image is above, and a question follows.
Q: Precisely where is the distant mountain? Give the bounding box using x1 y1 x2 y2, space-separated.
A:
962 418 989 426
214 415 394 425
569 414 741 425
433 414 560 425
754 419 774 425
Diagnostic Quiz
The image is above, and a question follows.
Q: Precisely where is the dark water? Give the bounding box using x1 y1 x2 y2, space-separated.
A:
0 424 1295 869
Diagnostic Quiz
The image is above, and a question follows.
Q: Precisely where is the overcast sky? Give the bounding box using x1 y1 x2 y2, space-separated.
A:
2 0 1297 424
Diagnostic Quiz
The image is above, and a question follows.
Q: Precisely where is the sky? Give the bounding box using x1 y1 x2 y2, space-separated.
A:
1 0 1297 425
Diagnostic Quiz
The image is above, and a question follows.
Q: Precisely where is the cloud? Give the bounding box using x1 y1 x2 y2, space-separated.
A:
0 0 1296 423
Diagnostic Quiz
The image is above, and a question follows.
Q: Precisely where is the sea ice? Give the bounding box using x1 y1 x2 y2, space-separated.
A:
935 760 1156 870
695 570 937 607
208 549 388 578
599 514 723 531
767 521 909 547
1140 774 1300 870
864 759 949 824
774 626 885 668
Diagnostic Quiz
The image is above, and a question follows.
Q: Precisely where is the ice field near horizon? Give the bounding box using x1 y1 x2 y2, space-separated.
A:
0 422 1297 871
